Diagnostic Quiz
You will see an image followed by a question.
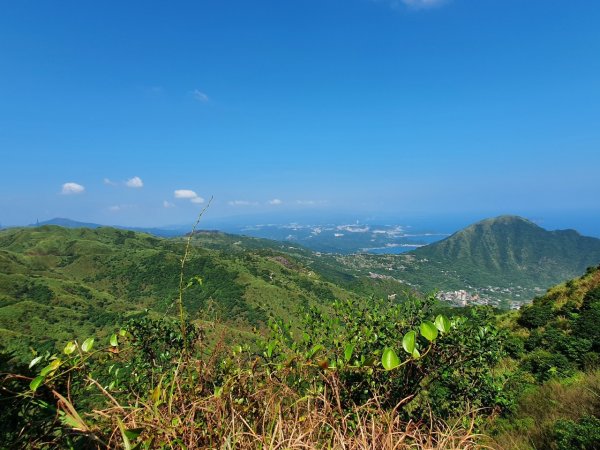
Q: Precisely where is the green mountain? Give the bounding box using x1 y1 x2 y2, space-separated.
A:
30 217 185 237
310 216 600 306
410 215 600 289
0 226 368 360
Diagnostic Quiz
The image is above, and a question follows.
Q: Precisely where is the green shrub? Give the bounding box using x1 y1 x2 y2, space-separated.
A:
553 415 600 450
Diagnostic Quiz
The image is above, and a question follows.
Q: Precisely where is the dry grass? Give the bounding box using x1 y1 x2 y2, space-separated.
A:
80 360 496 450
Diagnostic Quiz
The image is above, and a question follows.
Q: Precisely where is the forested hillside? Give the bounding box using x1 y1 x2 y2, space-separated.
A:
0 226 371 361
411 215 600 289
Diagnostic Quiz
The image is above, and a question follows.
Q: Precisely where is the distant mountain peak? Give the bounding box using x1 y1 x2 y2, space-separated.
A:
32 218 103 228
411 215 600 290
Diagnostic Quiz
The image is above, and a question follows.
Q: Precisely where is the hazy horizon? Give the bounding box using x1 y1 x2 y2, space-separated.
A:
7 209 600 241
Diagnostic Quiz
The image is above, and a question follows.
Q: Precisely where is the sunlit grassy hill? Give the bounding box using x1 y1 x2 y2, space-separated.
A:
0 226 372 360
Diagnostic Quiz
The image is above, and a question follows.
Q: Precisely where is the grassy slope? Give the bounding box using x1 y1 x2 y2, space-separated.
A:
0 226 367 360
489 265 600 449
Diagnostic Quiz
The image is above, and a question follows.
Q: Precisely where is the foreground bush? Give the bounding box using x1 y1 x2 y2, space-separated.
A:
0 293 507 448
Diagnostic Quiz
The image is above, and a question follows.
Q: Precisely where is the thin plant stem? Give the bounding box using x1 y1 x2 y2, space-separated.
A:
178 196 213 346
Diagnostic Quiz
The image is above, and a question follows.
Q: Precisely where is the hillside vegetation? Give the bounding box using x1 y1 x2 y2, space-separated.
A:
317 216 600 306
487 264 600 449
1 223 599 448
411 215 600 289
0 226 368 361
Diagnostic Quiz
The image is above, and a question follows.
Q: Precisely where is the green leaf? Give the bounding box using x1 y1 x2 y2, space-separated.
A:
151 383 162 405
381 347 401 370
434 315 451 334
412 348 421 359
110 334 118 347
420 321 439 342
119 328 127 337
306 344 323 359
81 338 94 353
29 355 43 369
63 341 77 355
40 359 61 377
60 412 83 430
30 375 45 391
124 428 143 441
117 417 132 450
402 330 416 355
344 343 355 363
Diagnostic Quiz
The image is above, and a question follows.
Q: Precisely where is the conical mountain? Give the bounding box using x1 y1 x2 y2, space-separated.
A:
410 215 600 288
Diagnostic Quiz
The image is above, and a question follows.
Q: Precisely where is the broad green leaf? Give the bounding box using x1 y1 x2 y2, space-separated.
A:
40 359 61 377
412 348 421 359
63 341 77 355
81 338 94 353
363 355 377 367
30 375 44 391
306 344 323 359
29 355 43 369
381 347 401 370
434 315 451 333
119 329 127 337
344 343 355 363
110 334 118 347
402 330 416 355
420 321 438 342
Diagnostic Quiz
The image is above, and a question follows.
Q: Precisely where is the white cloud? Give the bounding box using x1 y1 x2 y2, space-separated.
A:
163 200 175 208
174 189 199 199
228 200 259 206
125 176 143 188
174 189 204 204
61 182 85 195
192 89 209 102
268 198 283 205
103 178 117 186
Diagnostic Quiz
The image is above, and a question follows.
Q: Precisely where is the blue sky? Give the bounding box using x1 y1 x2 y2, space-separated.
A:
1 0 599 232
